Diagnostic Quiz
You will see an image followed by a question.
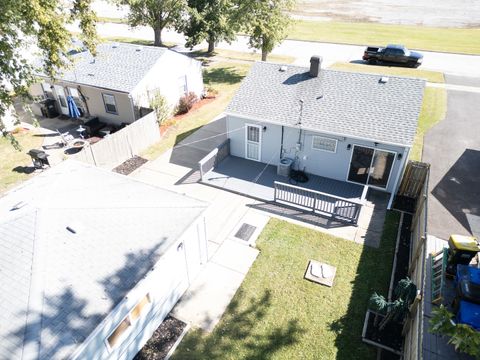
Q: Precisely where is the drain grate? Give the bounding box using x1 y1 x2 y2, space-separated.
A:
234 223 256 241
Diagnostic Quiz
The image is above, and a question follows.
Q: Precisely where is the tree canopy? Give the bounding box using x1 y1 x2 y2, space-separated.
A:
116 0 187 47
0 0 98 146
183 0 239 53
237 0 295 61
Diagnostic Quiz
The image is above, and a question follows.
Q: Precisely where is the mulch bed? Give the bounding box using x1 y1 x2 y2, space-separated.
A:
112 156 148 175
392 213 412 292
134 315 187 360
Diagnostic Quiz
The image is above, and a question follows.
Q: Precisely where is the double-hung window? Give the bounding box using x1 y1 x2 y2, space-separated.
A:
102 93 118 114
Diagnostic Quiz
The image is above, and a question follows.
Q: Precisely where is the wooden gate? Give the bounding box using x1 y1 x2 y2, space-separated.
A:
397 161 430 199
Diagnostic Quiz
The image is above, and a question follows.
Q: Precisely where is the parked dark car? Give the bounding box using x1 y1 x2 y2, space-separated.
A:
362 44 423 68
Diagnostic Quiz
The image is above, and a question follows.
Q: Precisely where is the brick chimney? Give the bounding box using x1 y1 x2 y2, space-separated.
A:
309 56 322 77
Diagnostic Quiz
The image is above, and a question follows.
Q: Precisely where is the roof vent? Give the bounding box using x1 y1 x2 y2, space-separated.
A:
10 201 27 211
136 46 143 52
279 65 287 72
309 56 322 77
112 42 119 48
87 73 95 77
379 76 389 84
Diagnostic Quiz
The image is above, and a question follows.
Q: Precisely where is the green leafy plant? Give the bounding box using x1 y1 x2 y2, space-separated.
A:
369 278 417 330
430 305 480 359
149 91 171 125
176 92 198 115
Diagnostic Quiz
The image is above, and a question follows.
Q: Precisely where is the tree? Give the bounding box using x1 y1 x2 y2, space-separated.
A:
116 0 187 47
237 0 295 61
183 0 239 53
149 91 171 125
430 305 480 359
0 0 97 148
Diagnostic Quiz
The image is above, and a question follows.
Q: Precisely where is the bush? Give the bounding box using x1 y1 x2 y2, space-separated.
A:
149 91 171 125
176 92 198 115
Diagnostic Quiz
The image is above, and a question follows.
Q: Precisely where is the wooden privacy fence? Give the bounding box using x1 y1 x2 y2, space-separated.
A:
72 112 160 169
402 164 429 360
397 161 430 200
198 139 230 180
274 181 366 225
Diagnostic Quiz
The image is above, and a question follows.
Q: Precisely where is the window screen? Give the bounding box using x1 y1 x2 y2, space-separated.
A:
312 136 337 153
102 93 118 114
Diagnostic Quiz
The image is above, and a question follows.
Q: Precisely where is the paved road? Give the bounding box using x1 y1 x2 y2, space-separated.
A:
70 22 480 78
423 76 480 240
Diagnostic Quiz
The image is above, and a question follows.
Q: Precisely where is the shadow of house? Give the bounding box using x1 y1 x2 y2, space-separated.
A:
431 149 480 234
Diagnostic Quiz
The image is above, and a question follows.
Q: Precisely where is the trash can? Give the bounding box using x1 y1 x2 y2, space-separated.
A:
446 235 480 276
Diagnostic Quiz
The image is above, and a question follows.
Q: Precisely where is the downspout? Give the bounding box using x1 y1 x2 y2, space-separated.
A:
128 94 136 121
387 147 410 209
280 125 284 160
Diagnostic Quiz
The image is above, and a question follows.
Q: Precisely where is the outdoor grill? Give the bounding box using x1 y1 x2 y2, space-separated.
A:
28 149 50 169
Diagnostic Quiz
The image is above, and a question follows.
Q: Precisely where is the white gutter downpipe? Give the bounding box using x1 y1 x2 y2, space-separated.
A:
387 147 410 209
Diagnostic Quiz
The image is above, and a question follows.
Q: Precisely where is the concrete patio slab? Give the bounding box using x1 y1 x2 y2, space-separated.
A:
172 243 259 332
211 239 259 275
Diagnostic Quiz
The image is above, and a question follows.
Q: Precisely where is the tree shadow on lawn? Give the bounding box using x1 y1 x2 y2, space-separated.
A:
172 289 303 360
204 66 245 85
329 210 400 360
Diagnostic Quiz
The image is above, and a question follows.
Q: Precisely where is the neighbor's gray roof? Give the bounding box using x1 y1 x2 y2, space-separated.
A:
226 62 425 146
0 161 207 360
48 42 167 93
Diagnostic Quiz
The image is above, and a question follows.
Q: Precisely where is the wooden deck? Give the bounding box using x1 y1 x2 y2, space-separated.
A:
201 156 365 202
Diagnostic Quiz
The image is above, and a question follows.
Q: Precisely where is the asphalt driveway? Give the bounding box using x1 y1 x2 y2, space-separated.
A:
423 76 480 240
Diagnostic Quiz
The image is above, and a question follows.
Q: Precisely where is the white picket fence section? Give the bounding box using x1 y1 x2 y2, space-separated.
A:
72 112 160 169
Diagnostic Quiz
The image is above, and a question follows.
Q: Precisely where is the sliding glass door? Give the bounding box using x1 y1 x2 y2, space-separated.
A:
348 145 396 189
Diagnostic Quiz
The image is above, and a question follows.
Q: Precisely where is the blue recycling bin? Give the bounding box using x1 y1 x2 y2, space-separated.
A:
457 300 480 330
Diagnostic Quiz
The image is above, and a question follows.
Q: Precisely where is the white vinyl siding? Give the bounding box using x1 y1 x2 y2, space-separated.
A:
312 136 337 153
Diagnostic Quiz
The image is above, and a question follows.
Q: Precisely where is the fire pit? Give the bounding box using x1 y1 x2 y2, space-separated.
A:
72 140 87 148
64 139 87 155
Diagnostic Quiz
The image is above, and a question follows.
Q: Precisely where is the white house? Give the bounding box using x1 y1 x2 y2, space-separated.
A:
0 161 208 359
224 57 425 206
29 42 204 125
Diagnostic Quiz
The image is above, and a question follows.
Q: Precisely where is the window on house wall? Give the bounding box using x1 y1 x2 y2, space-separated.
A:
178 76 188 97
105 293 151 350
102 93 118 114
312 136 337 153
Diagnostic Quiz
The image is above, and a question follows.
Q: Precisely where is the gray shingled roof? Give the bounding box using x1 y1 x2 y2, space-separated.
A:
226 62 425 146
0 161 207 360
50 42 167 93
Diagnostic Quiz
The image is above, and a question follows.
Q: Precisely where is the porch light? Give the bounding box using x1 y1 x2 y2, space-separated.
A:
263 126 267 132
347 144 351 150
397 153 403 160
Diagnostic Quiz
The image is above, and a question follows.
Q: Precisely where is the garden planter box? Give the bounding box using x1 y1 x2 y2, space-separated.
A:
362 310 403 356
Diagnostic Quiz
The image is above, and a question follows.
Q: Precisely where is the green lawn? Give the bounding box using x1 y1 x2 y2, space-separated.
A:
142 61 252 160
0 129 43 194
328 62 445 83
410 87 447 161
97 16 127 24
173 212 400 360
289 20 480 54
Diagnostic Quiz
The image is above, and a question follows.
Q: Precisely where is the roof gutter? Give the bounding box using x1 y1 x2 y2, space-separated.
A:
37 75 131 95
225 111 413 149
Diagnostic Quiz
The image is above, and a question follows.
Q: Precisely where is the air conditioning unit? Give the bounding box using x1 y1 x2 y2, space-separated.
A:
277 158 293 177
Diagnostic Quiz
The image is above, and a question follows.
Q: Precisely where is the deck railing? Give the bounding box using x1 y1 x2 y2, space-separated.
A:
198 139 230 180
273 181 365 225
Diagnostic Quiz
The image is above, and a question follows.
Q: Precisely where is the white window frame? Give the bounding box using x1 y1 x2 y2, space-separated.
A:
104 293 152 352
346 144 397 190
311 135 337 153
102 93 118 115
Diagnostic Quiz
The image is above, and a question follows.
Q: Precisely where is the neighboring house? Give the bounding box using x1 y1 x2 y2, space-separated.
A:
225 57 425 202
29 42 204 125
0 161 208 359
